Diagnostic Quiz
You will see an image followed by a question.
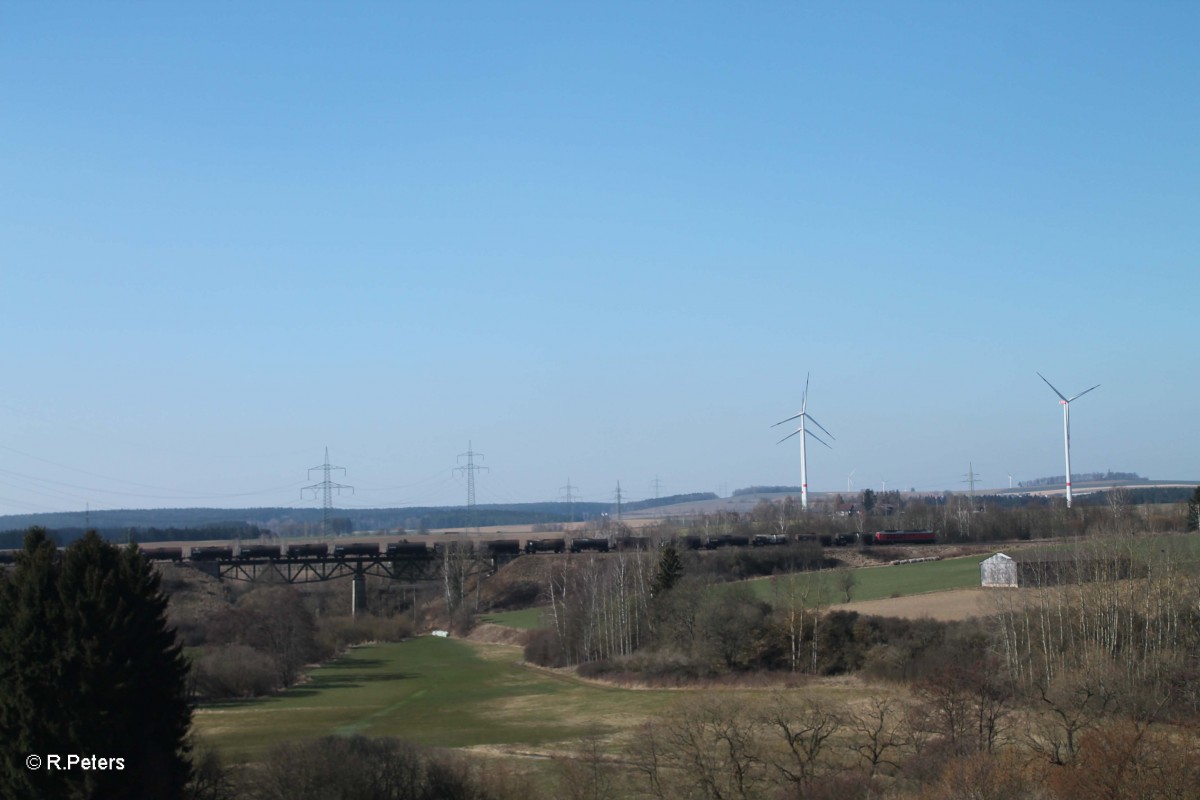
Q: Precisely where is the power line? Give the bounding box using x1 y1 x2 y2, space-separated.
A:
302 447 354 537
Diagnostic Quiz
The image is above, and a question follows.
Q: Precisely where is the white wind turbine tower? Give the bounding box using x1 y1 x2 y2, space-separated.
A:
772 374 834 511
1037 372 1100 509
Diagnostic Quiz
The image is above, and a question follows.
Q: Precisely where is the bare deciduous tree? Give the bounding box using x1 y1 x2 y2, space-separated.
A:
847 695 908 776
627 695 767 800
761 695 841 791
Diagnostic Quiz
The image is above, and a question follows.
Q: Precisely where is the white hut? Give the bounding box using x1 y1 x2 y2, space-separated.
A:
980 553 1018 588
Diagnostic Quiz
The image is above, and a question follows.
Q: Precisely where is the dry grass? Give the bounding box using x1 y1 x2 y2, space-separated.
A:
467 623 534 647
830 587 1002 621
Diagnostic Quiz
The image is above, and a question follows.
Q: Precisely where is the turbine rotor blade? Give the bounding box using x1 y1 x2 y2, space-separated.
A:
1037 372 1068 402
1068 384 1100 402
776 428 803 445
771 412 803 428
806 415 835 440
806 429 833 449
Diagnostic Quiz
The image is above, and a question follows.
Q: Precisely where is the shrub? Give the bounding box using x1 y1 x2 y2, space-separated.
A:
575 660 614 678
192 644 279 699
316 615 414 656
523 628 567 667
484 579 541 611
247 735 512 800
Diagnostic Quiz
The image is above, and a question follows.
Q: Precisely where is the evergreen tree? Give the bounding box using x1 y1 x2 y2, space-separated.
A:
0 529 65 798
1188 486 1200 532
652 543 684 596
0 529 192 799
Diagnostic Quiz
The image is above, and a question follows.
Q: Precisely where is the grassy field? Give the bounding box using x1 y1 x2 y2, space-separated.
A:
196 636 874 766
478 607 545 629
194 637 687 761
746 554 985 604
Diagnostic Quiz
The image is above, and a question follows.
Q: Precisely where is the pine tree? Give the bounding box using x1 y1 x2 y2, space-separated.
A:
0 530 192 799
0 529 65 798
652 543 684 596
1188 486 1200 532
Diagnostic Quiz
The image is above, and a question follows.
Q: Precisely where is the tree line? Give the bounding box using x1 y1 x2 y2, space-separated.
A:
0 521 270 550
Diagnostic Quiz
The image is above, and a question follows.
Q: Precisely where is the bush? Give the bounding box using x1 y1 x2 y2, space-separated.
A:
192 644 279 699
187 746 238 800
523 628 567 668
316 615 414 656
594 649 713 683
484 579 541 611
687 543 830 581
575 660 614 678
247 735 515 800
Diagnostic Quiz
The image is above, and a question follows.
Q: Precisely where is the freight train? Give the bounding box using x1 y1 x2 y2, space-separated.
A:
108 528 936 565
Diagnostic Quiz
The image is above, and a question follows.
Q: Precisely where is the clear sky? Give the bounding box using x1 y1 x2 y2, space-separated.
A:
1 2 1197 517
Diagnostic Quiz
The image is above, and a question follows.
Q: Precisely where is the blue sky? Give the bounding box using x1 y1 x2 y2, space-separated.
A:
1 2 1196 516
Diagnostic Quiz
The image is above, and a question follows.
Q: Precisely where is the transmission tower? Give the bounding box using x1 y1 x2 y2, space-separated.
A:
962 463 980 504
651 475 663 500
559 478 579 523
302 447 354 537
613 480 623 522
454 441 488 531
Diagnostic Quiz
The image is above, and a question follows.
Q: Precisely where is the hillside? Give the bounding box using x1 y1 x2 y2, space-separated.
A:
0 492 718 538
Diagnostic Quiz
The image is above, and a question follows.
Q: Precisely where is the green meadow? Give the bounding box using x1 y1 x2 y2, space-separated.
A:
747 554 985 603
194 636 679 761
478 607 545 629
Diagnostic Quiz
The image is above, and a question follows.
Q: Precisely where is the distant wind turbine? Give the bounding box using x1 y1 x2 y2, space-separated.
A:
772 374 834 511
1037 372 1100 509
847 469 855 493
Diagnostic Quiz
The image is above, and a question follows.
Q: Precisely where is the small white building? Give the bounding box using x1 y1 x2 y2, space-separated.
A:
980 553 1018 588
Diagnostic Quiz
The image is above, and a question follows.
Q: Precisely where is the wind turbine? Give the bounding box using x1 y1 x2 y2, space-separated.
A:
772 374 834 511
1037 372 1099 509
847 469 856 493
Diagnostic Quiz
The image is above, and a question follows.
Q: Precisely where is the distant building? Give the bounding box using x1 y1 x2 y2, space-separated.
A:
980 553 1018 587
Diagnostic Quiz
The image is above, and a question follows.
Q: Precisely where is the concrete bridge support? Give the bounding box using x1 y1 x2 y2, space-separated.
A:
351 567 367 617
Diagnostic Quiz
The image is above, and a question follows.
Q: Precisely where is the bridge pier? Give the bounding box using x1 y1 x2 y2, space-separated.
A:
351 567 367 617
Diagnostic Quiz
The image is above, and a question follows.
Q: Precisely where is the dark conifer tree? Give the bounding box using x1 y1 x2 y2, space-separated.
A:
652 543 684 596
0 529 192 799
0 528 65 798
